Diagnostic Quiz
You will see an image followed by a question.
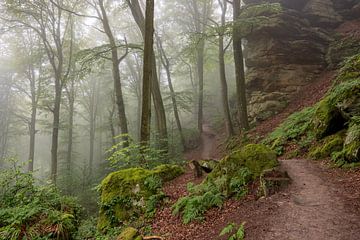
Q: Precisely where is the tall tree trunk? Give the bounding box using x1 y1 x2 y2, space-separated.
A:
218 0 235 138
156 36 186 149
140 0 154 145
51 76 61 183
99 0 129 144
233 0 250 130
28 65 37 172
196 41 205 134
126 0 168 150
66 79 75 180
88 77 98 177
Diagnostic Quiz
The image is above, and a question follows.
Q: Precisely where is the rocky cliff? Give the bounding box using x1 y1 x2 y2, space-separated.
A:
242 0 360 121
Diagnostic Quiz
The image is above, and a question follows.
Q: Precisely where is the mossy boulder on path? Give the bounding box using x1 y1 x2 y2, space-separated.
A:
210 144 279 180
97 164 184 231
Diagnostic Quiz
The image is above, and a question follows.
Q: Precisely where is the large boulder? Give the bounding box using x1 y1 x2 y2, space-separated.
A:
210 144 279 180
303 0 343 27
97 165 184 231
240 3 330 120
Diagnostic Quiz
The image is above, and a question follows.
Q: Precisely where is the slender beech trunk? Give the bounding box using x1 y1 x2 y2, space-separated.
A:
196 41 205 134
99 0 129 144
140 0 154 145
233 0 249 130
126 0 168 149
66 78 75 178
156 36 186 148
218 0 235 138
51 76 61 183
88 77 98 177
28 65 37 172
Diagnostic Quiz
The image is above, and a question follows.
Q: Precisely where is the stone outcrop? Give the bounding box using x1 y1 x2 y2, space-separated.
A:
241 0 360 122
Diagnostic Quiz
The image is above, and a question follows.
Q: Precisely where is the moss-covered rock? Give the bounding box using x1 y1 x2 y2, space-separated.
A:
335 53 360 83
117 227 141 240
334 119 360 163
211 144 279 179
313 78 360 138
98 165 184 231
309 132 345 159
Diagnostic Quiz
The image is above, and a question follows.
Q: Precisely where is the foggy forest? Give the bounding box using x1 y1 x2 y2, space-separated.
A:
0 0 360 239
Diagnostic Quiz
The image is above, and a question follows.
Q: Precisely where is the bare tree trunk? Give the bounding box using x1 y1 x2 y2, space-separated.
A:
233 0 249 130
28 65 37 172
156 36 186 149
51 76 61 183
218 0 235 138
98 0 129 144
66 79 75 179
140 0 154 145
196 41 205 134
126 0 168 150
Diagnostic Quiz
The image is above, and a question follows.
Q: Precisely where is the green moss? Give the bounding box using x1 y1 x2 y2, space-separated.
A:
117 227 139 240
327 38 360 68
97 164 183 231
335 53 360 83
212 144 278 179
152 164 185 182
309 132 345 159
264 107 316 155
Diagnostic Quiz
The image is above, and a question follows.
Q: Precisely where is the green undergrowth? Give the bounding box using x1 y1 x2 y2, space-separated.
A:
0 159 82 240
97 164 184 232
264 53 360 165
172 144 278 224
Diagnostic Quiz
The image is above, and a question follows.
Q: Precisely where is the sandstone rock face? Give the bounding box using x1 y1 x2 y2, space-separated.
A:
241 0 359 122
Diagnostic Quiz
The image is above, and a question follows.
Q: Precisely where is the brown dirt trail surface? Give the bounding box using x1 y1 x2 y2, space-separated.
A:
258 159 360 240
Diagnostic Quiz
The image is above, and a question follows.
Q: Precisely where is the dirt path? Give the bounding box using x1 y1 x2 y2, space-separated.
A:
152 158 360 240
200 124 217 159
257 159 360 240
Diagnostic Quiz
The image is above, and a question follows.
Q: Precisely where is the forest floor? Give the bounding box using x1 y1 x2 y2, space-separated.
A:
151 70 360 239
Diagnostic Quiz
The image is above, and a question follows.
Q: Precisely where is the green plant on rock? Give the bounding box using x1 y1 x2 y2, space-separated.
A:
219 222 246 240
335 53 360 83
97 165 184 231
308 132 345 159
264 107 316 155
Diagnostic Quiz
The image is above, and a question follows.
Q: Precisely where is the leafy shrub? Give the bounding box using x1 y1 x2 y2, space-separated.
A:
0 158 82 240
107 135 169 170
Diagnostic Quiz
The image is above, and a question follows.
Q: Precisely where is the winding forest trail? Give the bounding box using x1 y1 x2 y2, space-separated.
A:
258 159 360 240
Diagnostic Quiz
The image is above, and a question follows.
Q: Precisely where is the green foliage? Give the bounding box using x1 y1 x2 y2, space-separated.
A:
264 107 316 155
219 222 246 240
335 53 360 83
172 181 224 224
172 144 277 224
107 135 169 170
0 158 81 240
309 133 345 159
